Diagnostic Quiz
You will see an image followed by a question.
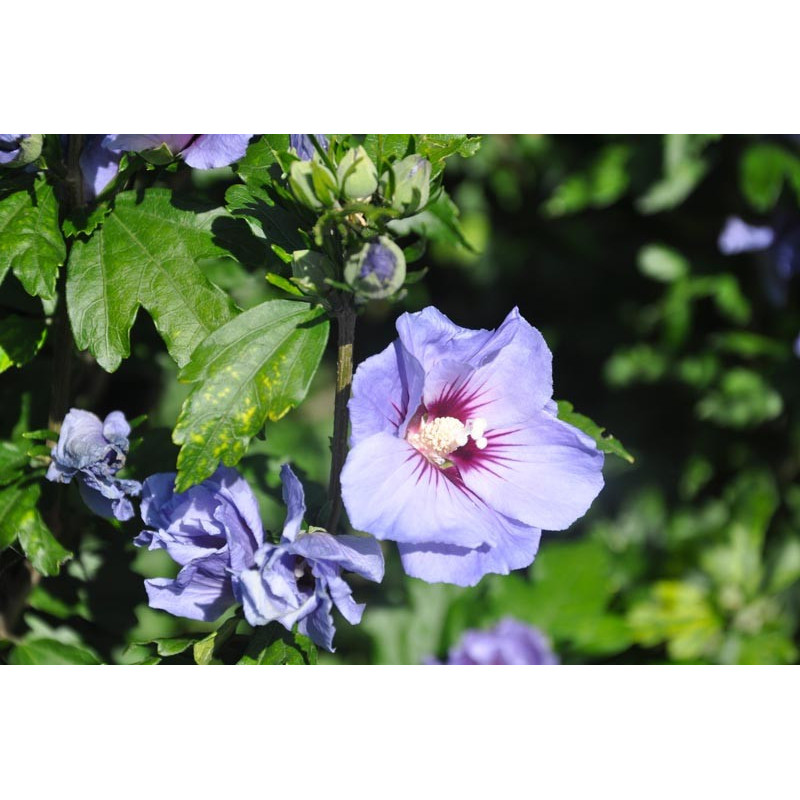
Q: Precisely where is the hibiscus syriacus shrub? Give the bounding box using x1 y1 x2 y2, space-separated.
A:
0 134 629 665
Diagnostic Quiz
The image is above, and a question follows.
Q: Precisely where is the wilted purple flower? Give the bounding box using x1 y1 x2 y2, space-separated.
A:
46 409 141 521
435 618 558 665
236 464 384 651
341 306 605 587
134 466 264 622
290 134 329 161
103 134 252 169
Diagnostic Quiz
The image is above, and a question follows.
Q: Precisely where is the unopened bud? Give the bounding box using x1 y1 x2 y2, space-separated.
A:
381 154 431 215
0 134 43 168
344 237 406 299
337 146 378 201
290 160 337 210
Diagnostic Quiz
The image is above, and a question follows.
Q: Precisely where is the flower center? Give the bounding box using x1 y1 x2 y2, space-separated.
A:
407 415 488 466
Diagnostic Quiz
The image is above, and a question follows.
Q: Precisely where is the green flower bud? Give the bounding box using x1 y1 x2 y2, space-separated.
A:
381 154 431 215
289 159 338 210
344 236 406 299
291 249 335 294
337 146 378 201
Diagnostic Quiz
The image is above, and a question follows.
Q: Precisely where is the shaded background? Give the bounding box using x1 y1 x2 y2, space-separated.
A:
4 134 799 663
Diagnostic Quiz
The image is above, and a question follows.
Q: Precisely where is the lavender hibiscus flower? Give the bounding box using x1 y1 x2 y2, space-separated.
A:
290 134 329 161
434 618 558 665
341 306 605 587
134 466 264 622
46 409 141 521
236 464 384 652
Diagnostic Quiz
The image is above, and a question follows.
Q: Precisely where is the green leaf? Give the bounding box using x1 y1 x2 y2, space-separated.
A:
543 144 631 216
0 314 48 373
66 188 237 373
238 628 315 665
0 176 66 303
740 143 800 212
0 479 70 571
487 537 630 655
193 616 239 665
637 244 690 283
226 183 307 256
0 441 28 486
174 299 329 491
556 400 634 463
416 134 482 177
154 637 197 657
235 134 291 187
362 135 412 169
628 580 721 662
636 134 718 214
9 638 102 665
696 368 783 428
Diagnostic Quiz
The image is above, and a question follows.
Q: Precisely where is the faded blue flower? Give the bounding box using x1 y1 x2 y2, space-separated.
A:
134 466 264 622
104 134 252 169
718 215 800 306
46 409 141 521
434 618 558 665
236 464 384 652
341 306 605 587
290 134 329 161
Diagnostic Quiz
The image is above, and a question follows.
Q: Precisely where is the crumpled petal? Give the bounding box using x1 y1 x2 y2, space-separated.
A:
280 463 306 542
144 554 234 622
291 531 384 583
104 134 195 154
444 618 558 665
290 134 328 161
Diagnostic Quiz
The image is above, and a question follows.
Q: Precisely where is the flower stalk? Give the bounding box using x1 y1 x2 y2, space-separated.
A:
326 295 356 533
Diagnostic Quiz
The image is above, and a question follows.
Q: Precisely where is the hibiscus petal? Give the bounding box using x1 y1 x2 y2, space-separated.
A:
181 135 252 169
144 555 233 622
398 510 541 587
323 573 365 625
298 593 336 652
341 432 496 548
79 136 121 200
349 340 425 445
79 481 136 522
279 463 306 542
457 410 604 531
395 306 494 371
104 134 195 154
291 530 384 582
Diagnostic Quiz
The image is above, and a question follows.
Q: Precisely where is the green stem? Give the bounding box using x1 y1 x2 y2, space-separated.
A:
326 296 356 533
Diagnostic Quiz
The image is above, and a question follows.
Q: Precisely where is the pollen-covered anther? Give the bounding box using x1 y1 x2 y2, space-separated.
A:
407 415 490 465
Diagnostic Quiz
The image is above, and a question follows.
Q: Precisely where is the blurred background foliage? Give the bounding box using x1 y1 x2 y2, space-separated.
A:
3 134 799 664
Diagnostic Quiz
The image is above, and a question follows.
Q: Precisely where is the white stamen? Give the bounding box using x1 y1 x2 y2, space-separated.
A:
407 415 491 465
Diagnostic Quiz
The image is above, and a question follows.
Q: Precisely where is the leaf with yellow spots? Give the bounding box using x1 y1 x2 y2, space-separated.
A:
173 299 329 491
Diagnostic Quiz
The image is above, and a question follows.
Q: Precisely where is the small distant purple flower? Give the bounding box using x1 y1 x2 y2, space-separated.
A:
0 134 28 165
134 466 264 622
434 618 558 665
236 464 384 652
290 134 329 161
718 215 800 306
104 134 252 169
46 409 141 521
341 306 605 587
